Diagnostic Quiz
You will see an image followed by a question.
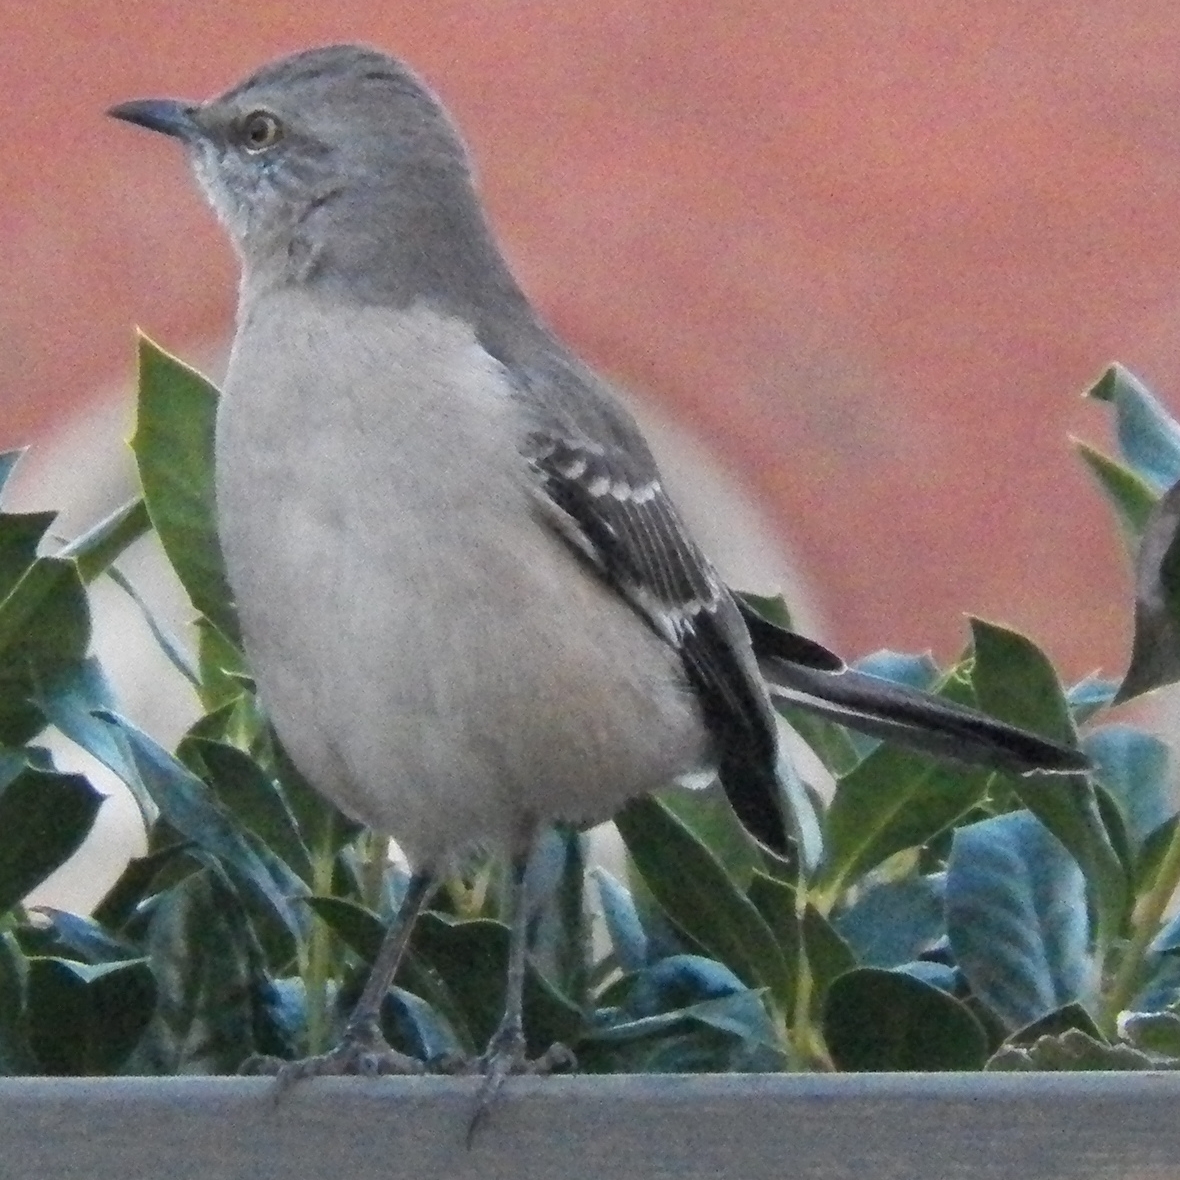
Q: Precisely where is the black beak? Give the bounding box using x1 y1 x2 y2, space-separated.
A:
107 98 200 141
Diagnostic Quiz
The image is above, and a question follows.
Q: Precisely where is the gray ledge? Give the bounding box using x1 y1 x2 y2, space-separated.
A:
2 1072 1179 1179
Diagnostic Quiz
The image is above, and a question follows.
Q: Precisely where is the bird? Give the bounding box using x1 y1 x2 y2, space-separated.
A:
107 44 1088 1127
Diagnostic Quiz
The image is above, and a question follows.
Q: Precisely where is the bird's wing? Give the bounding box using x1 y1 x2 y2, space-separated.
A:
523 429 791 851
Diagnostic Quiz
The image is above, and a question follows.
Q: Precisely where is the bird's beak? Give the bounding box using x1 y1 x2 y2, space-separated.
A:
107 98 200 141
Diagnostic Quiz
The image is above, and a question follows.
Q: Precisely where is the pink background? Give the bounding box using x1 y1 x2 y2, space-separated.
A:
5 1 1179 679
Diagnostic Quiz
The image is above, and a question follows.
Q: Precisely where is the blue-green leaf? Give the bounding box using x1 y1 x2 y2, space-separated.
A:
0 451 27 498
834 874 946 968
35 657 153 824
1087 364 1180 492
1084 725 1173 854
1066 674 1118 724
947 811 1095 1031
592 866 649 972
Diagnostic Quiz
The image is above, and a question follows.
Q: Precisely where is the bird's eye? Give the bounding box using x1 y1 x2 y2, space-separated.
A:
239 111 284 152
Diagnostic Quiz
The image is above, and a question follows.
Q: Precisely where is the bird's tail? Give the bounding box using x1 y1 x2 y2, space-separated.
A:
761 657 1088 776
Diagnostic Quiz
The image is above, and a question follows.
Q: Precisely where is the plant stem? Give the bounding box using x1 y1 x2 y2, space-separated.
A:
1105 818 1180 1032
304 820 337 1056
360 830 388 913
58 497 152 583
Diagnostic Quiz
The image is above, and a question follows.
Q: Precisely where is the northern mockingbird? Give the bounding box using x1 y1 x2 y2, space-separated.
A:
109 44 1087 1119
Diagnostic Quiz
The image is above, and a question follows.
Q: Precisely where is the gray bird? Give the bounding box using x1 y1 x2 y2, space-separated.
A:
108 44 1087 1120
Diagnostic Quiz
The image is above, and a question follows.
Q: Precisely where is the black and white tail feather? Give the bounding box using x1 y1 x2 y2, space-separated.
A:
525 428 1088 855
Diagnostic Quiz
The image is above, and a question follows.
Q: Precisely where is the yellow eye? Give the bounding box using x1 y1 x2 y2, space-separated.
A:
239 111 283 152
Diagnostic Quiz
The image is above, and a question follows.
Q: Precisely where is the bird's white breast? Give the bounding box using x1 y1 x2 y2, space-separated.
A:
216 294 708 866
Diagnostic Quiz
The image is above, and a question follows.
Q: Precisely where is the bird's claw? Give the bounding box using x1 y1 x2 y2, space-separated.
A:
240 1020 426 1101
466 1026 576 1145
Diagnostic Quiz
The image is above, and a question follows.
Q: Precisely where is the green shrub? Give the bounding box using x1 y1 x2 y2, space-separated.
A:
2 343 1179 1076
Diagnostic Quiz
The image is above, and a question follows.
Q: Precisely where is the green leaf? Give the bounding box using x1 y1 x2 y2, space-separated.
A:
303 897 583 1058
57 498 152 585
970 619 1125 949
182 738 312 883
817 731 990 900
0 933 37 1074
303 895 385 961
105 567 199 688
271 738 361 856
1120 1010 1180 1060
0 765 104 914
194 616 249 712
1136 816 1180 896
135 870 262 1073
0 552 92 743
801 903 856 1014
0 512 56 601
734 590 795 629
1075 443 1158 550
1005 1000 1104 1045
823 967 987 1070
1086 363 1180 492
411 911 584 1057
1011 772 1127 958
657 784 762 887
130 335 238 642
95 711 299 940
969 619 1077 745
25 956 156 1075
777 706 863 776
615 796 792 1009
531 827 589 1007
1115 476 1180 702
987 1026 1168 1071
91 842 196 932
0 556 90 676
947 811 1095 1031
746 873 800 1014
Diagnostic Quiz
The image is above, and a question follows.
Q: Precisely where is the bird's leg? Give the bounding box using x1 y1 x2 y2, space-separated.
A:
466 832 576 1143
243 869 436 1089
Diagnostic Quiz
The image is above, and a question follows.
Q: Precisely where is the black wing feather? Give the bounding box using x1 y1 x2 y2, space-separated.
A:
525 432 790 852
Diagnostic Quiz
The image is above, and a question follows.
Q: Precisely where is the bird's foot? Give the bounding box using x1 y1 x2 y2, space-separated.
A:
465 1024 576 1145
240 1018 426 1099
